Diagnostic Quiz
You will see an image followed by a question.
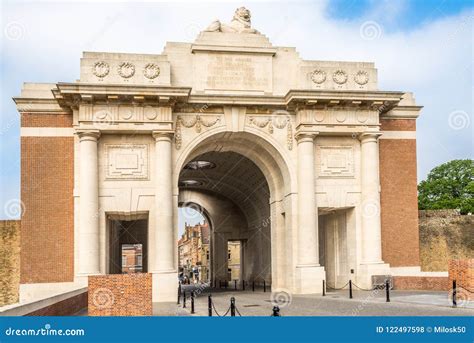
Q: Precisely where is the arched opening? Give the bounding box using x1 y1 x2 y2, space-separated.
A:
176 131 294 290
177 203 209 285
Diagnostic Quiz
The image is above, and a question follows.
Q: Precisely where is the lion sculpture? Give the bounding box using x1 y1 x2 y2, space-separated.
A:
205 7 259 34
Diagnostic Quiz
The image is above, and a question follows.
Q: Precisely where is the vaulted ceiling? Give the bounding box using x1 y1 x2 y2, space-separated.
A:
179 151 270 228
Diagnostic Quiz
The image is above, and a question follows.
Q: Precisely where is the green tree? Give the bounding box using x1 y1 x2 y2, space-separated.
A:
418 159 474 214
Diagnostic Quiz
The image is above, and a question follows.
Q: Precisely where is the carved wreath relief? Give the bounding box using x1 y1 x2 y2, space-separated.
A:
310 69 327 84
92 61 110 78
118 62 135 79
354 70 369 85
247 114 293 150
310 69 369 87
174 115 222 150
332 70 348 85
143 63 160 79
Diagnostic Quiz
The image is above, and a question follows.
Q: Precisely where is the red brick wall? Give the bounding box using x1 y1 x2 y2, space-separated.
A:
380 118 416 131
88 274 152 316
393 276 449 291
379 120 420 267
25 292 87 316
21 113 74 283
449 259 473 301
21 113 72 127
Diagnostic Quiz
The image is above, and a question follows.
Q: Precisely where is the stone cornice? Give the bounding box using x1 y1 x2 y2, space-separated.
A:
381 105 423 119
53 83 192 109
186 89 406 112
13 97 67 114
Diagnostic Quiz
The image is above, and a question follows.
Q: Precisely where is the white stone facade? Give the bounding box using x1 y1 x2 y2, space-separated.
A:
15 8 422 302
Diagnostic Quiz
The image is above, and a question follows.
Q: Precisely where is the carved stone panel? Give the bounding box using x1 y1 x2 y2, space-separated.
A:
106 144 149 180
317 146 354 178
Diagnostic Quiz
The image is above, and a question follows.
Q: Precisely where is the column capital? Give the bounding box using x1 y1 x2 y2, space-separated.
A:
77 129 100 141
295 131 318 143
358 132 382 143
152 130 174 142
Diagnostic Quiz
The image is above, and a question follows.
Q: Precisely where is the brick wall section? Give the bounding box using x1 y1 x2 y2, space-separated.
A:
88 274 152 316
21 136 74 283
25 292 88 316
379 136 420 267
0 220 20 306
380 118 416 131
21 113 72 127
449 259 473 301
392 276 449 291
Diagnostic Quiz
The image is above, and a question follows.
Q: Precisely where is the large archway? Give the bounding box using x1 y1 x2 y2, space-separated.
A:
176 131 294 290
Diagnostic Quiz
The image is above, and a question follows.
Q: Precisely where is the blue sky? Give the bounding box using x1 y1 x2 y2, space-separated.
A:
1 0 473 233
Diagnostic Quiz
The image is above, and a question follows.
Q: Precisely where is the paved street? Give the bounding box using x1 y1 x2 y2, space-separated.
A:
153 284 474 316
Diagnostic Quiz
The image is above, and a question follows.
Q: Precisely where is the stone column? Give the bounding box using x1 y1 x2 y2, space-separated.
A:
152 131 176 301
358 132 390 287
359 132 383 263
77 130 101 275
295 132 325 293
296 132 319 266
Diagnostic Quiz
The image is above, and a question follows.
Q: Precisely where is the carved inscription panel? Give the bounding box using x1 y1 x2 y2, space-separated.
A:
106 144 149 180
317 146 354 178
194 52 272 93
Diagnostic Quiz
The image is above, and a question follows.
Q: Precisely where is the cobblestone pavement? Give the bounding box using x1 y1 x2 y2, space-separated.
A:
153 284 474 316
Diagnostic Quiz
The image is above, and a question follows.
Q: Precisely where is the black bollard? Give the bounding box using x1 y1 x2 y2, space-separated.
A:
177 282 181 304
235 279 237 290
191 291 195 314
252 281 255 292
208 294 213 317
264 279 266 293
230 297 236 317
453 280 457 307
225 281 228 290
322 280 326 296
271 306 281 316
183 291 186 308
243 280 245 291
349 280 353 299
385 280 390 303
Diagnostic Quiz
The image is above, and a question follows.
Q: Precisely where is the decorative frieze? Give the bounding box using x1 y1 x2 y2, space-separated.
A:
297 109 378 126
79 105 172 124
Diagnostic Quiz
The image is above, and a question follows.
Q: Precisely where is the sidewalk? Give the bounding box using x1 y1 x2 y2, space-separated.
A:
158 286 474 316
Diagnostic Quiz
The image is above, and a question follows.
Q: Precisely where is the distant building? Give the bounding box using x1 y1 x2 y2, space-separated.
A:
121 244 143 274
227 242 241 281
178 221 209 282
